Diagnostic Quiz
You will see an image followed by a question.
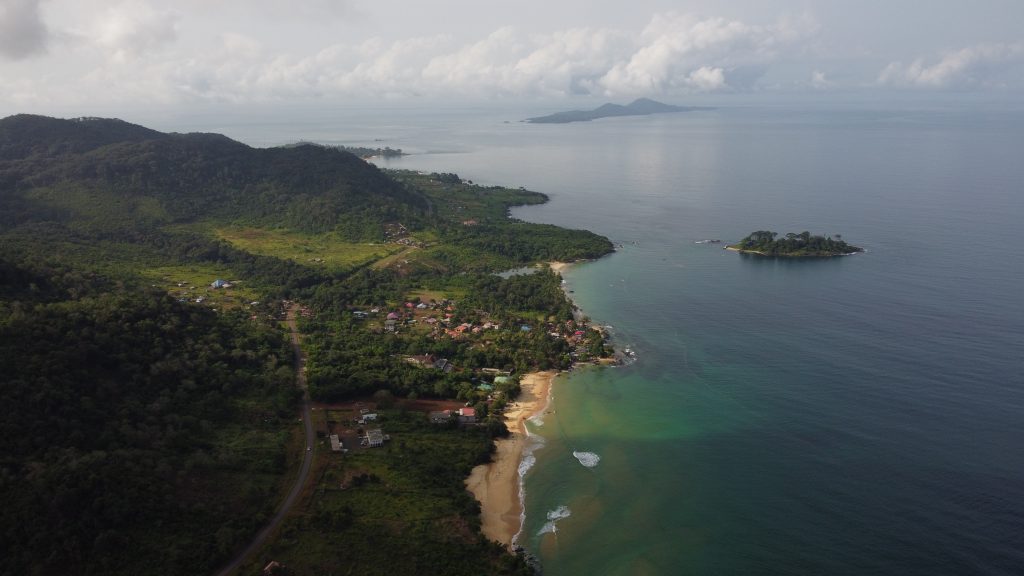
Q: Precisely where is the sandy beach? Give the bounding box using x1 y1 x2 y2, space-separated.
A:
549 260 572 274
466 369 558 549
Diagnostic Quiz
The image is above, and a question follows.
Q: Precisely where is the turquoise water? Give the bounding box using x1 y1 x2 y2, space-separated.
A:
211 100 1024 575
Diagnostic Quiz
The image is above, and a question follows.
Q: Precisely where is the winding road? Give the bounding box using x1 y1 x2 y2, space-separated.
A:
215 303 314 576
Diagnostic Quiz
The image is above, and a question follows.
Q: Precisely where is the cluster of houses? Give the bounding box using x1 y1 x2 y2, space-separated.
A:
330 427 388 449
383 222 424 248
428 407 477 424
405 354 455 373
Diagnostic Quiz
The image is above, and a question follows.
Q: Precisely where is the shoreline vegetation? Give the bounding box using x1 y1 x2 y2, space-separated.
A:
726 230 864 257
466 260 598 551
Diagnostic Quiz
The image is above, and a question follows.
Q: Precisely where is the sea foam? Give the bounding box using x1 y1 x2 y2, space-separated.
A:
537 505 572 535
573 451 601 468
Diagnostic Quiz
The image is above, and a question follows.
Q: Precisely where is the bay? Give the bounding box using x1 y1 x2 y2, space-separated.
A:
199 98 1024 575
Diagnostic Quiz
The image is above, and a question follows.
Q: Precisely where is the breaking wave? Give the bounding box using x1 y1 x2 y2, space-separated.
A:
573 451 601 468
537 505 572 535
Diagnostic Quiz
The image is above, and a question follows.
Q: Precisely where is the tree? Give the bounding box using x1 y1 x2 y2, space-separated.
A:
373 388 396 409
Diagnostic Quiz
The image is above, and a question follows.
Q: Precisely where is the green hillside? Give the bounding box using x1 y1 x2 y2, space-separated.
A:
0 114 612 575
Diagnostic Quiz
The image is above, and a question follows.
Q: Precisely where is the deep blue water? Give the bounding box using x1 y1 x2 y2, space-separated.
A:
204 99 1024 574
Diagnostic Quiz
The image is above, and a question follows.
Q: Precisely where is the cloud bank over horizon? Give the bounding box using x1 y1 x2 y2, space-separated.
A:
1 0 1023 111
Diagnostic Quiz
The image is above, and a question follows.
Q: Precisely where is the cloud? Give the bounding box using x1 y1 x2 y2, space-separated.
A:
4 10 818 105
90 0 179 61
145 13 809 103
810 70 832 90
596 13 806 95
878 43 1024 89
0 0 49 59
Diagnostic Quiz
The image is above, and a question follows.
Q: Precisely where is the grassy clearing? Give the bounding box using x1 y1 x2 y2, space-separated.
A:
216 227 402 272
407 289 454 303
140 263 263 310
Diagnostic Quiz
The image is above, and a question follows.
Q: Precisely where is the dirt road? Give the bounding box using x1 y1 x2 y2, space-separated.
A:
215 303 314 576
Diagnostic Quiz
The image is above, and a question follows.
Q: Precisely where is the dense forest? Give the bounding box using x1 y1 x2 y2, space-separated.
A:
0 258 296 575
729 230 863 257
0 114 609 575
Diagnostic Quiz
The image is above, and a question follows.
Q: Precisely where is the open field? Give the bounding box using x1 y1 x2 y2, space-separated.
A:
216 227 403 272
140 263 263 310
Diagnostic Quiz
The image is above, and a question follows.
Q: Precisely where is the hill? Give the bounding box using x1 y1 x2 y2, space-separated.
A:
0 114 428 238
525 98 707 124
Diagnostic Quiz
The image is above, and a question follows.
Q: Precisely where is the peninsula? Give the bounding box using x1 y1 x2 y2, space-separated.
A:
726 230 864 257
0 114 615 576
525 98 705 124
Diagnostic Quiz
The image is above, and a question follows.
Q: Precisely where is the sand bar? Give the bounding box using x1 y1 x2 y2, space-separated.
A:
466 370 558 548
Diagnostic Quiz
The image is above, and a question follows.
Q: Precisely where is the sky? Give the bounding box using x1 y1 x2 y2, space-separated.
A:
1 0 1023 116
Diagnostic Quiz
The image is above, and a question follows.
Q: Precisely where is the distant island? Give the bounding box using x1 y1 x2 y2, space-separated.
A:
525 98 707 124
726 231 863 257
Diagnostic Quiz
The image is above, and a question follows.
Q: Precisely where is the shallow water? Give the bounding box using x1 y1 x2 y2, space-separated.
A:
214 98 1024 575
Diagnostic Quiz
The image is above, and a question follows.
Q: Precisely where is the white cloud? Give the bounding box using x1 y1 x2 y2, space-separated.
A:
117 12 809 103
810 70 832 90
90 0 179 61
596 13 812 95
0 0 49 59
878 43 1024 89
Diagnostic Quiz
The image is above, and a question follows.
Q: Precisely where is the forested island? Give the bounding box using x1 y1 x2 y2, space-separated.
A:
0 114 614 576
525 97 705 124
727 230 864 257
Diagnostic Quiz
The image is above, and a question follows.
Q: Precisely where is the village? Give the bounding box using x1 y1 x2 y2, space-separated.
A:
352 295 609 362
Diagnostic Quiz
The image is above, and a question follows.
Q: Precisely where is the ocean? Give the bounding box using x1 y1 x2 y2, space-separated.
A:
182 97 1024 575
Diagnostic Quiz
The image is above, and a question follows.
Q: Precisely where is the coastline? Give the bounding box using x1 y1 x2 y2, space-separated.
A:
467 258 612 551
466 369 558 549
464 260 580 549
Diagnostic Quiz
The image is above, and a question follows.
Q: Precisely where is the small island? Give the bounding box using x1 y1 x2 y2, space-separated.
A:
525 98 707 124
726 230 863 257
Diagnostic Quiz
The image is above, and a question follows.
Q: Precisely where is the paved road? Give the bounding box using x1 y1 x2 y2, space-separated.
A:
215 304 314 576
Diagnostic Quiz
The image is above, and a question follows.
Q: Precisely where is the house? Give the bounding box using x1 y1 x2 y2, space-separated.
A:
211 279 231 289
429 410 452 424
386 312 400 320
480 368 512 376
384 319 397 332
457 407 477 423
433 358 453 373
330 434 343 452
353 311 368 319
416 302 428 309
365 428 384 447
406 354 435 367
494 375 512 385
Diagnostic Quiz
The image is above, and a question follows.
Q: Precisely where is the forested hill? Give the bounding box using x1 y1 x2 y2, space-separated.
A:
0 114 428 237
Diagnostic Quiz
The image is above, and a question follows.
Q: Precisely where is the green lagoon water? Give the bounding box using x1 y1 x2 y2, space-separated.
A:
191 98 1024 575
